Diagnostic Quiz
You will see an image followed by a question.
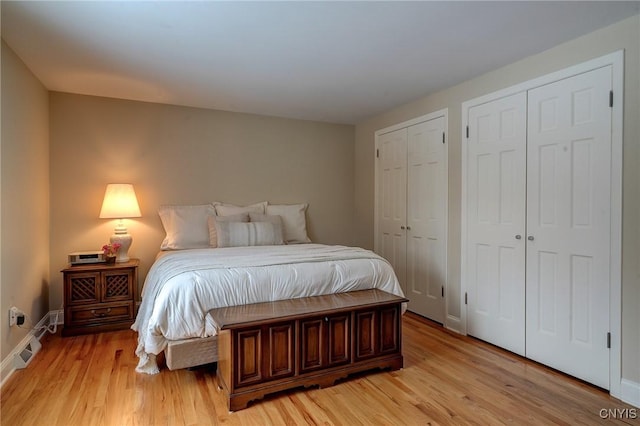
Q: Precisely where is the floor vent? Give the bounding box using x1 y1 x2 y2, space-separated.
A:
13 336 41 370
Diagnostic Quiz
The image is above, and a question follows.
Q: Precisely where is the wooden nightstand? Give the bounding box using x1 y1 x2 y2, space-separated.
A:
61 259 138 336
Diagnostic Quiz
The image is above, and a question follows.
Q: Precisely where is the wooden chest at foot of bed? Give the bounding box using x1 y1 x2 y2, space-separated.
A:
209 289 408 411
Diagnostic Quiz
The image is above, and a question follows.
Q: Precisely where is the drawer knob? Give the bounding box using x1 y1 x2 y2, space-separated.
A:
91 308 112 318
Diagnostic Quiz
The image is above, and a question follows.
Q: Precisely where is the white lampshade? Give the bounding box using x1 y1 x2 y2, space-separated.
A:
99 184 141 263
99 184 141 219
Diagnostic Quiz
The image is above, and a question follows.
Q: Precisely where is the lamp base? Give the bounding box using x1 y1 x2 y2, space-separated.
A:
110 233 132 263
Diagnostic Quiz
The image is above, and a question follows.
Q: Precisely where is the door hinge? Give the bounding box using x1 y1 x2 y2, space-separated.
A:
464 292 468 305
609 90 613 108
442 132 445 144
376 148 379 158
607 332 611 349
441 286 444 298
466 125 469 139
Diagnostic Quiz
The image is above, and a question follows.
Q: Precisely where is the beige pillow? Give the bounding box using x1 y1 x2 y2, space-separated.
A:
215 201 267 216
215 221 285 247
265 203 311 244
158 204 217 250
208 213 249 247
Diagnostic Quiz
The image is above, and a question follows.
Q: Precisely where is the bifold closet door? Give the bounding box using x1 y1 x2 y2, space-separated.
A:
466 92 527 356
525 66 612 389
406 117 447 322
378 128 408 293
377 116 448 323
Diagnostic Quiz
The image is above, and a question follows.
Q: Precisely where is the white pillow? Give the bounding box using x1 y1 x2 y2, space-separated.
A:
215 201 267 216
207 213 249 248
265 203 311 244
158 204 217 250
215 221 284 247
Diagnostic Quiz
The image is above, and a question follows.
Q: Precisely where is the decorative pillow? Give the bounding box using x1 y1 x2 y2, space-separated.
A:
248 213 285 243
215 221 285 247
215 201 267 217
158 204 217 250
265 203 311 244
207 213 249 248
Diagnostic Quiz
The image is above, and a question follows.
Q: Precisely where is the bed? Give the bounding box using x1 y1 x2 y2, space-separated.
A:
132 244 404 374
131 202 404 374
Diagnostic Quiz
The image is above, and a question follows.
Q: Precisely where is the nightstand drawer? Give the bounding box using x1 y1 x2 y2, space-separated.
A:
67 301 133 326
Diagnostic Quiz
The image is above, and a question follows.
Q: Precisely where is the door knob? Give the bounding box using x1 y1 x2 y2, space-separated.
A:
527 236 535 241
406 226 411 231
515 235 522 240
400 226 405 230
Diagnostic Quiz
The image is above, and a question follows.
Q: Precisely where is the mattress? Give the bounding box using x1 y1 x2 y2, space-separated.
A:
132 244 403 374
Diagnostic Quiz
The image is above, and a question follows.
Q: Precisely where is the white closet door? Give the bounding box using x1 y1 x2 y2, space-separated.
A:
466 93 527 355
406 117 446 322
526 66 612 389
378 128 408 292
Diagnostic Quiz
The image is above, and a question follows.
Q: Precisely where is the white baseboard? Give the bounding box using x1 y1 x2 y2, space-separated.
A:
0 309 63 388
445 314 463 334
620 378 640 408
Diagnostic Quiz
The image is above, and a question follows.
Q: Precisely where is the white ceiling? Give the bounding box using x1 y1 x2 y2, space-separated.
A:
2 1 639 124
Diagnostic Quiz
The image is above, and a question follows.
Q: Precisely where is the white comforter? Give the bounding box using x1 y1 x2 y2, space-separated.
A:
132 244 403 374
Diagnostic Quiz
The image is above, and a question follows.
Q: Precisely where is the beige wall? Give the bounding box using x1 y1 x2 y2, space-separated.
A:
49 93 355 306
0 41 50 365
355 15 640 384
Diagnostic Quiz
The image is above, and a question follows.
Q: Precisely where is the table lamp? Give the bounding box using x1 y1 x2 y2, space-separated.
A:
99 184 141 262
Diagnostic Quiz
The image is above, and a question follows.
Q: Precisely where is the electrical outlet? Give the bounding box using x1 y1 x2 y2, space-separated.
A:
9 307 21 327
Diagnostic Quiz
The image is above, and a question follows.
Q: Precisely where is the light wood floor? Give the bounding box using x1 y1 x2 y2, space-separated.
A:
1 313 637 425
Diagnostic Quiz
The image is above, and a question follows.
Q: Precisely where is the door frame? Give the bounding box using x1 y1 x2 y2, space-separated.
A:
461 50 623 398
374 108 449 325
